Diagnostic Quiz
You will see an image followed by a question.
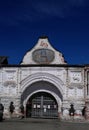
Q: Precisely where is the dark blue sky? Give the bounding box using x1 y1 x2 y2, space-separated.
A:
0 0 89 64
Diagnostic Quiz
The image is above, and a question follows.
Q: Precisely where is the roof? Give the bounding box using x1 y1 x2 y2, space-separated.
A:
0 56 8 64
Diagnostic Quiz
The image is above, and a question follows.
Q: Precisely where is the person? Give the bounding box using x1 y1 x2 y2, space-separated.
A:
69 104 75 119
26 102 31 117
0 103 4 122
9 101 15 118
82 106 86 117
20 103 24 119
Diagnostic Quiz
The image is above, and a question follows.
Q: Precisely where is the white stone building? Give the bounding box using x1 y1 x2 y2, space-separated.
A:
0 36 89 120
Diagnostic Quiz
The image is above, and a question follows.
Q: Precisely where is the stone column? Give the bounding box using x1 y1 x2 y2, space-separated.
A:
13 96 21 117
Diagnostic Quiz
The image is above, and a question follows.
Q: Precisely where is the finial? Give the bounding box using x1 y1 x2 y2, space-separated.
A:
39 35 48 39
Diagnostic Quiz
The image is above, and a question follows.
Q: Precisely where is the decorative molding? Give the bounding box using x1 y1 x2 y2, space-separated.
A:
3 80 16 87
68 83 83 89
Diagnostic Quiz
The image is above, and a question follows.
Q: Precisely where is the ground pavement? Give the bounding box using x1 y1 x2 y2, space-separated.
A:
0 118 89 130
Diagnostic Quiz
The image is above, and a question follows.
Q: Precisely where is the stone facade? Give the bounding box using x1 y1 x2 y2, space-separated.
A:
0 36 89 121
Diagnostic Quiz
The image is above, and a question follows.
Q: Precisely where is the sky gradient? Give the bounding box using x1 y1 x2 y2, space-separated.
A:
0 0 89 64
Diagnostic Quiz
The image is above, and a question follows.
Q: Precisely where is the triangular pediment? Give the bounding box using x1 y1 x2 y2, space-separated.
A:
21 36 67 65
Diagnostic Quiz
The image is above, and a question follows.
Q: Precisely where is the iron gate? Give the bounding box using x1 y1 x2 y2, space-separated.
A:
27 92 58 118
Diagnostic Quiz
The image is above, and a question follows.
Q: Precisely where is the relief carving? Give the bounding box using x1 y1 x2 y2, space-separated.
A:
69 71 82 84
76 84 83 89
73 77 80 82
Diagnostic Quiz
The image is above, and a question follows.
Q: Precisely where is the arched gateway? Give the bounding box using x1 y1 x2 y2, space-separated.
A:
20 74 63 118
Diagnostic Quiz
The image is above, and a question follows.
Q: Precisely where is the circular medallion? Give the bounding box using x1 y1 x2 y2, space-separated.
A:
32 49 54 64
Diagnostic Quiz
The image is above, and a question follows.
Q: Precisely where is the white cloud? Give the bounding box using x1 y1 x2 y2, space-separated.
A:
0 0 87 26
31 0 86 18
68 0 85 6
